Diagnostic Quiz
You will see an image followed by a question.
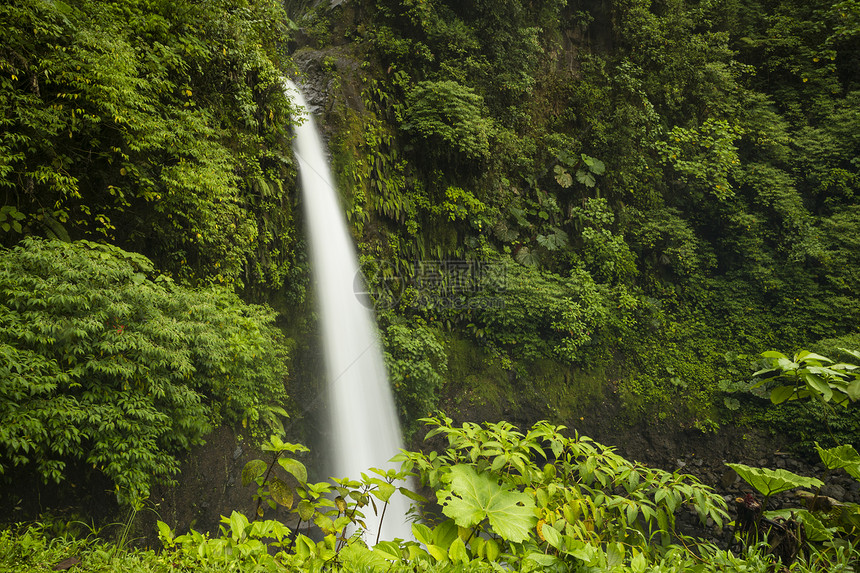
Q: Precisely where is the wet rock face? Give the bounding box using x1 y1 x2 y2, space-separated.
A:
291 47 365 119
135 426 304 544
291 50 329 115
137 426 258 539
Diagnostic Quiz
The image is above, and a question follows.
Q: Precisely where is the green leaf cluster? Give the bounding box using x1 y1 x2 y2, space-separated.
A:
0 238 288 504
0 0 301 288
395 416 728 568
753 349 860 405
325 0 860 432
404 81 493 160
383 321 448 435
727 463 824 498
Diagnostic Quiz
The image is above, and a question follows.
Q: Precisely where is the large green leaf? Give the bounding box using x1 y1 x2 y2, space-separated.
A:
795 351 833 363
581 154 606 174
242 459 267 487
816 443 860 481
726 463 823 497
846 380 860 402
802 372 833 401
268 477 293 508
554 165 573 188
448 537 469 563
437 464 537 543
839 348 860 362
575 169 596 187
770 385 795 404
278 457 308 483
297 500 315 521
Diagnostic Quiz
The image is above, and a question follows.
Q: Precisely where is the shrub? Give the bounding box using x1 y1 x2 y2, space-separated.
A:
0 238 289 504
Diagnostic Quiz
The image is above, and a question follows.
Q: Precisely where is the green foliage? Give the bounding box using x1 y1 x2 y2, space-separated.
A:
10 417 860 571
727 349 860 558
2 0 859 517
816 442 860 481
570 198 638 284
752 349 860 405
727 463 824 499
12 518 860 573
0 0 301 288
437 187 487 225
383 321 448 434
0 207 24 235
404 80 493 160
658 119 742 201
414 256 637 371
396 416 728 568
554 153 606 189
347 0 860 433
153 418 734 570
437 464 536 543
0 523 810 572
240 435 310 519
0 238 288 504
237 434 420 557
364 0 856 448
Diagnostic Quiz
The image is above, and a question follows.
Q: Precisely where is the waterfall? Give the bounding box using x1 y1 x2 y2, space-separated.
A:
284 79 412 543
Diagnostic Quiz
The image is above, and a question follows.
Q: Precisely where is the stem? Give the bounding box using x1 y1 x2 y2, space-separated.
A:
375 499 389 545
286 516 302 552
808 468 830 513
253 452 282 521
464 524 479 545
337 491 366 552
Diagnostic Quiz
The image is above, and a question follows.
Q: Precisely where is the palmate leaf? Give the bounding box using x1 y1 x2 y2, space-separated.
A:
514 246 539 267
815 443 860 481
726 463 823 497
575 169 596 187
554 165 573 188
437 464 536 543
581 154 606 175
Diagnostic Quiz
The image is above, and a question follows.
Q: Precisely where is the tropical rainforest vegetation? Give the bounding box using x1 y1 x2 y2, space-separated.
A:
1 0 859 568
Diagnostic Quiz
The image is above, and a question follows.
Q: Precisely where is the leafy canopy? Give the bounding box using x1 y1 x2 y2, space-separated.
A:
0 0 301 288
0 238 288 504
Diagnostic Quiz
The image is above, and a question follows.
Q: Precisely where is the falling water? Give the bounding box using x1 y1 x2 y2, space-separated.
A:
284 79 411 542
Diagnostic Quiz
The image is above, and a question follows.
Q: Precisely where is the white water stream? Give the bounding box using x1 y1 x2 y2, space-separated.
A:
284 80 411 543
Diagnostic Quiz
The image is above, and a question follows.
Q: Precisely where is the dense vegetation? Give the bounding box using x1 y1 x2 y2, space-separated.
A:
1 0 860 569
0 0 303 290
321 0 860 433
0 238 289 505
3 416 860 571
2 0 858 434
0 0 302 510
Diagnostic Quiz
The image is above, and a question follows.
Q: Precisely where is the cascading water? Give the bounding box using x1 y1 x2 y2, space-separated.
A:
284 79 411 542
